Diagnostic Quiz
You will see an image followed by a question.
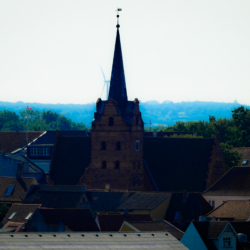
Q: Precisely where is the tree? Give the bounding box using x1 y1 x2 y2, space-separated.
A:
220 143 242 170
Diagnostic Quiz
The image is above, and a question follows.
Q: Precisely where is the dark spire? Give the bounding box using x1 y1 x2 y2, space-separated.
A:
108 10 128 112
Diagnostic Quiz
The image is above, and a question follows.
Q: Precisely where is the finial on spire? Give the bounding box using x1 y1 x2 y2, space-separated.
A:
116 8 122 28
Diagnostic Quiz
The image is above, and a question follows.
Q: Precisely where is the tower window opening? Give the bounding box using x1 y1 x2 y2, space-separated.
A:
116 142 121 151
101 141 106 150
136 116 139 125
108 117 114 126
102 161 107 169
115 161 120 169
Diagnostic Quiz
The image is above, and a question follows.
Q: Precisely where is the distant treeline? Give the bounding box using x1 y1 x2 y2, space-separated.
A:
0 109 86 131
0 100 247 127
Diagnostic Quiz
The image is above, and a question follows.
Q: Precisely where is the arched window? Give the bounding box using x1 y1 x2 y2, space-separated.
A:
108 117 114 126
116 142 121 151
101 161 107 169
115 161 120 169
101 141 106 150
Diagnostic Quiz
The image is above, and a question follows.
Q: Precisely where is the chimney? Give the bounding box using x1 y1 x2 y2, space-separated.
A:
16 162 24 179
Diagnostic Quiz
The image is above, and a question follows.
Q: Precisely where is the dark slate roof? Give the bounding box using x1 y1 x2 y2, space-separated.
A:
117 192 170 210
30 130 90 145
2 204 41 226
143 137 215 192
98 214 152 232
23 185 86 208
165 193 213 222
0 177 38 203
0 131 44 153
208 221 228 238
203 166 250 196
49 136 91 185
85 191 134 212
127 221 184 240
37 208 99 231
206 200 250 220
108 28 128 113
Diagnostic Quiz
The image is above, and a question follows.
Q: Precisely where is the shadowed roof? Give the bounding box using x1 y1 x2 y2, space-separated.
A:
143 137 215 192
49 136 91 185
0 131 44 153
98 214 152 232
203 166 250 196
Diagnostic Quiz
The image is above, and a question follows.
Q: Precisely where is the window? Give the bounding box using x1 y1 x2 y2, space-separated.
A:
4 185 15 197
116 142 121 151
25 212 33 220
242 160 249 165
46 148 50 156
108 117 114 126
102 161 107 169
115 161 120 169
101 142 106 150
8 212 16 220
136 116 139 125
105 184 110 190
223 237 231 247
135 140 140 152
209 200 215 208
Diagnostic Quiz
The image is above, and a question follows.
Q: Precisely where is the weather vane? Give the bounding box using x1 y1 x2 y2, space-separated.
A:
116 8 122 28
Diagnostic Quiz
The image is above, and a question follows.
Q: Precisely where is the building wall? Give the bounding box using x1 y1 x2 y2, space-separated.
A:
203 195 250 209
150 198 171 220
80 99 144 191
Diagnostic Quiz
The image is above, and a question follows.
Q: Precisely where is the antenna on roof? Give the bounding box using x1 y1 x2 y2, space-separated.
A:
100 66 110 100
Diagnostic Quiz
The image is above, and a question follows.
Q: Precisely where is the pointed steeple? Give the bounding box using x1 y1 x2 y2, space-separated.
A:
108 26 128 112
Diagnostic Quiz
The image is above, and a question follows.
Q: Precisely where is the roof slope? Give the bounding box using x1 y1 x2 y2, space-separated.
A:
206 200 250 220
2 204 41 226
98 214 152 231
127 221 184 240
49 136 91 185
143 137 215 192
86 191 134 212
165 193 213 222
37 208 99 231
23 186 85 208
117 192 170 210
203 166 250 196
0 177 38 202
0 131 44 153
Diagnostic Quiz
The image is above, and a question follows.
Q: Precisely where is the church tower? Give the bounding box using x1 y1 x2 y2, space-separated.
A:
78 13 144 191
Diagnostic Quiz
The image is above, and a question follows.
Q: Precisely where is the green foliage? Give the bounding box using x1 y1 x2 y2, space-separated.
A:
0 203 9 215
167 134 203 138
220 143 242 170
0 109 87 131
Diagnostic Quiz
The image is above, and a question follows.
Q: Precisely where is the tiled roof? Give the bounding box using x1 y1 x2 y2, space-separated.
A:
36 208 99 231
98 214 152 231
2 203 41 226
165 193 213 222
117 192 170 210
143 137 215 192
207 221 228 239
49 136 91 185
30 130 90 145
127 221 184 240
0 131 44 153
206 200 250 220
23 185 85 208
232 147 250 165
203 166 250 196
86 191 134 212
0 177 38 203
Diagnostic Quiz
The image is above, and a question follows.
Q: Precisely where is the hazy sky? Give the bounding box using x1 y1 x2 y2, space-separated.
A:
1 1 250 105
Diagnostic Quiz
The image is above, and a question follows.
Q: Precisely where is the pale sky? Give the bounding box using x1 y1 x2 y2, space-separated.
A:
1 1 250 105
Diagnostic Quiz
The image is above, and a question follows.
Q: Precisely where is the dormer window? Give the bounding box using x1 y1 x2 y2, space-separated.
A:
108 117 114 126
101 161 107 169
116 142 121 151
101 142 106 150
